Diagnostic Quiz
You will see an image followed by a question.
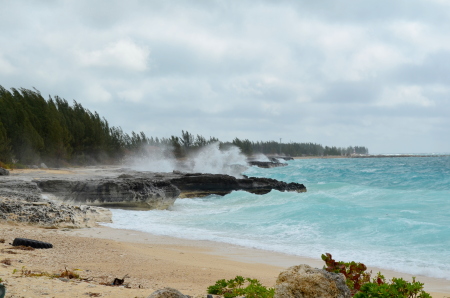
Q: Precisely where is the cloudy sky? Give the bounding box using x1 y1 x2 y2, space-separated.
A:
1 0 449 154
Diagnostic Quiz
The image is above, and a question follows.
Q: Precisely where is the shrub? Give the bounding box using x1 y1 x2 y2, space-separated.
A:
354 277 431 298
322 253 431 298
207 276 274 298
322 253 371 295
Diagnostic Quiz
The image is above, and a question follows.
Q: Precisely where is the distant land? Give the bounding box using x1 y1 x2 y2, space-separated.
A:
0 86 370 168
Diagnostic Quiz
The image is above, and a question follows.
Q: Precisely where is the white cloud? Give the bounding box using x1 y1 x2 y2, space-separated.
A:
118 89 144 103
377 85 435 107
77 40 149 71
85 85 112 103
1 0 450 153
0 54 16 75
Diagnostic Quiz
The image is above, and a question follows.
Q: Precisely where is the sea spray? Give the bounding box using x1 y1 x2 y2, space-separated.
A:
190 143 247 177
127 145 176 172
127 142 247 177
107 156 450 280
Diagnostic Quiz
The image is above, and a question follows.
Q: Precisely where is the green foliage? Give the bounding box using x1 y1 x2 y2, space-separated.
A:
207 276 274 298
322 253 431 298
322 253 371 295
354 277 431 298
0 85 370 166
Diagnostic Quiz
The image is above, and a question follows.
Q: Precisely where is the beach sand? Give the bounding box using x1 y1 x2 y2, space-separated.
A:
1 223 449 298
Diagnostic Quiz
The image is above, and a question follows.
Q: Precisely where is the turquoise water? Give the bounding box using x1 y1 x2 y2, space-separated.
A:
106 157 450 279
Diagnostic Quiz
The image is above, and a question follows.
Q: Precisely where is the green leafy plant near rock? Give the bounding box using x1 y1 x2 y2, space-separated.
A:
322 253 431 298
322 252 372 295
354 275 431 298
207 276 274 298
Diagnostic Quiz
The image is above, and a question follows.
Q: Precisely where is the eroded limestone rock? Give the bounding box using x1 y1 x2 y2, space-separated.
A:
274 264 351 298
37 178 181 210
0 180 111 227
147 287 188 298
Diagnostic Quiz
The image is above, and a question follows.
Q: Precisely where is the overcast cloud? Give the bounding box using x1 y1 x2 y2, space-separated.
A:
1 0 449 153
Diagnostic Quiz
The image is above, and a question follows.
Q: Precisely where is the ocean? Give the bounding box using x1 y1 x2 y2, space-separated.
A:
105 156 450 280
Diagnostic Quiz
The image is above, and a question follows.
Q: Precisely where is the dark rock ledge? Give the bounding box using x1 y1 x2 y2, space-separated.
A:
36 171 307 208
0 169 306 227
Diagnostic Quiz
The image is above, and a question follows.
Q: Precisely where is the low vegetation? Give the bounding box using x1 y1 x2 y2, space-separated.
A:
13 266 81 280
322 253 431 298
206 254 431 298
207 276 275 298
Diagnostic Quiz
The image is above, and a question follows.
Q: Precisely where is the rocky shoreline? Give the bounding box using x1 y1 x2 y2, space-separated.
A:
0 167 306 228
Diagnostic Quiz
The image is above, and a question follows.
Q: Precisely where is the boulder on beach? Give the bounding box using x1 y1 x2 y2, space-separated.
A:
0 167 9 176
147 287 188 298
274 264 351 298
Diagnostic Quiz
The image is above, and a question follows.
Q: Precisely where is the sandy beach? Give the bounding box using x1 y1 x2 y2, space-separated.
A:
1 222 449 298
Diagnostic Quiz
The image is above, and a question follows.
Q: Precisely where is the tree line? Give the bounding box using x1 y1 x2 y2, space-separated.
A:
0 86 368 167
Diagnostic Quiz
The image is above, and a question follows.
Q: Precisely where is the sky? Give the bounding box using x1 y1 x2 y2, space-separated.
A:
1 0 449 154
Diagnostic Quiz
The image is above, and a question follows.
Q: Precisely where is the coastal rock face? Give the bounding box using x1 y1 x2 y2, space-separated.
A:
37 178 181 210
36 172 306 206
0 197 111 228
274 264 351 298
0 167 9 176
170 173 306 198
0 180 111 227
147 287 188 298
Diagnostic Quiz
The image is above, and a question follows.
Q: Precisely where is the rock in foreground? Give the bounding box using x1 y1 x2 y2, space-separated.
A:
0 180 111 228
147 287 188 298
274 264 351 298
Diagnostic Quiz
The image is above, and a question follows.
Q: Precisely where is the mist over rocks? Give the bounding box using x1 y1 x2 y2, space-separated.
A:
127 142 249 178
37 178 180 210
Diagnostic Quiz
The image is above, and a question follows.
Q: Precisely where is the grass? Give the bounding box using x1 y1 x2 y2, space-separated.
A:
14 266 82 280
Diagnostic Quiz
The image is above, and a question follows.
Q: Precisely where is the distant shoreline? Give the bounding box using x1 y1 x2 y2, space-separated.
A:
293 154 449 159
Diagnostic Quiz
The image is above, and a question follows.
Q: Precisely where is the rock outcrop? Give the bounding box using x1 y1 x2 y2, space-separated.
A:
274 264 351 298
37 178 180 210
147 287 188 298
0 180 111 228
248 161 288 168
0 196 111 228
1 168 307 217
0 167 9 176
36 171 306 207
170 173 306 198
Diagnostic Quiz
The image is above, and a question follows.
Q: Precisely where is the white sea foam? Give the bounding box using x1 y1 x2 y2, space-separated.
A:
106 156 450 280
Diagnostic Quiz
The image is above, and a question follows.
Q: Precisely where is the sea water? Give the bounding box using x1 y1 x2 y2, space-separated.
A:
105 156 450 280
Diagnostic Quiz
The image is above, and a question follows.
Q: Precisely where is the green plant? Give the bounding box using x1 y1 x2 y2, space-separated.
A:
322 253 371 295
322 253 431 298
354 277 431 298
207 276 274 298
